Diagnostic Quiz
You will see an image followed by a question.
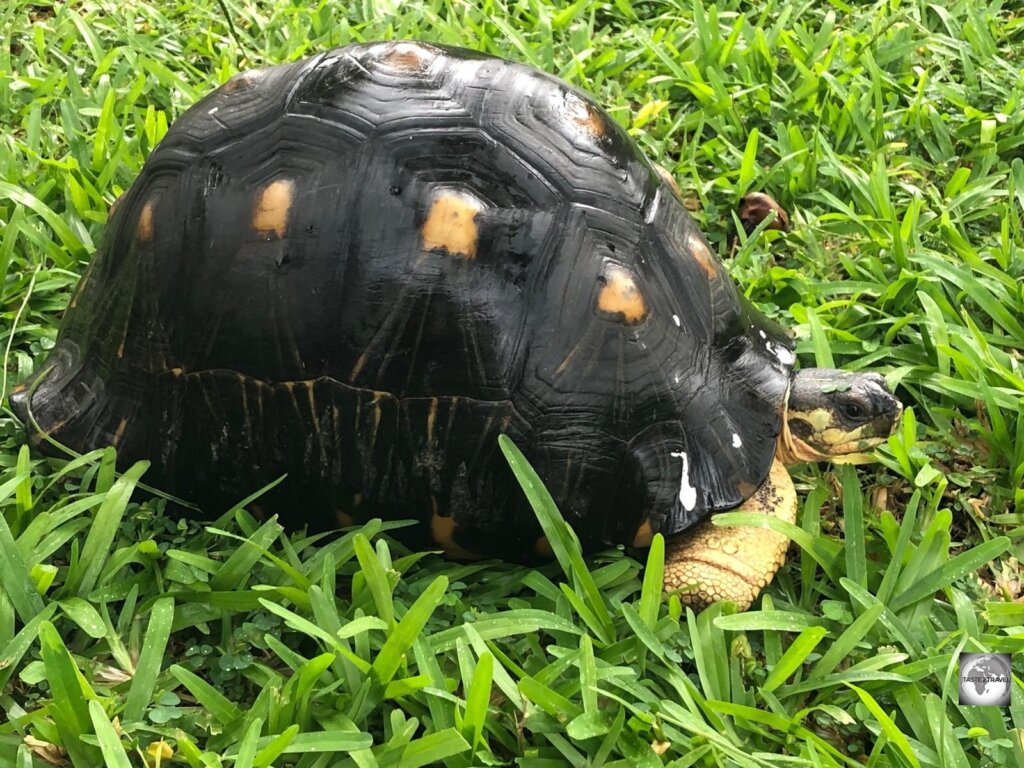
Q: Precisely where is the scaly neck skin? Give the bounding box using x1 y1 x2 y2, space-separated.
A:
776 421 832 466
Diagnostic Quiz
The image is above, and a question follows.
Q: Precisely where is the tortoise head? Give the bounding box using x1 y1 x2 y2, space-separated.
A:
778 369 902 465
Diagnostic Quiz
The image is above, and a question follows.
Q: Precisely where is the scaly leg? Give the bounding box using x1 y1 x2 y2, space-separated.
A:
663 458 796 611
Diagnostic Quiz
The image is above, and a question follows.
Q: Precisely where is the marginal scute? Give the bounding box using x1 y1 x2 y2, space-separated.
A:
253 179 294 239
596 263 648 325
421 190 483 258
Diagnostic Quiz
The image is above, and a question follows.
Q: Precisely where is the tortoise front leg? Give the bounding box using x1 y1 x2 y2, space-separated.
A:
663 458 796 611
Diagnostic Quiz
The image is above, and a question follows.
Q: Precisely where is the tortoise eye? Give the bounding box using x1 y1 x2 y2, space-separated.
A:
839 401 866 422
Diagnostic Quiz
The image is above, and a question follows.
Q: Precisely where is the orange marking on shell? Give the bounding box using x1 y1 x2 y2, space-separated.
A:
597 264 648 325
39 416 69 437
431 513 483 561
565 92 606 138
421 191 482 258
336 510 355 527
69 261 96 310
222 68 263 93
654 164 682 197
426 398 439 442
686 231 718 280
535 535 554 558
253 179 294 239
555 343 579 376
113 417 129 446
381 42 434 71
631 520 654 547
137 199 155 242
250 504 270 522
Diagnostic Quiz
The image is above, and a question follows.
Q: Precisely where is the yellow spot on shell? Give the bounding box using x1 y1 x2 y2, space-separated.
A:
631 520 654 547
686 231 718 280
137 199 155 242
431 512 483 561
253 179 294 239
596 264 648 325
421 191 482 258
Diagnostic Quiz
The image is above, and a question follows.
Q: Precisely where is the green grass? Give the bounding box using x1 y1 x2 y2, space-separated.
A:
2 0 1023 765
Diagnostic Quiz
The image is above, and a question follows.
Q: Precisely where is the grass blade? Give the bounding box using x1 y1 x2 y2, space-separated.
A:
88 701 132 768
124 596 174 721
372 575 448 685
64 460 149 597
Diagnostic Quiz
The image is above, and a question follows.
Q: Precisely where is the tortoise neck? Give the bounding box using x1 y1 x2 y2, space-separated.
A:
777 392 831 466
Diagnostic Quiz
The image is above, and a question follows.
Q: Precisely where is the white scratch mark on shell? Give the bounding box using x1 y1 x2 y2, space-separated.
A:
669 450 697 511
673 314 681 327
732 433 742 448
766 341 796 365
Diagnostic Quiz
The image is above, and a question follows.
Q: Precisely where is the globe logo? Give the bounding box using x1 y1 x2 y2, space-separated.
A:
958 653 1011 706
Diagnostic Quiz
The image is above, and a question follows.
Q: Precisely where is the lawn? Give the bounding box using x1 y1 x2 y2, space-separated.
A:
1 1 1023 766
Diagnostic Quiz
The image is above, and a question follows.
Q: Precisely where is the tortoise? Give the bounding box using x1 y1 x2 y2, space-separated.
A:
10 41 902 610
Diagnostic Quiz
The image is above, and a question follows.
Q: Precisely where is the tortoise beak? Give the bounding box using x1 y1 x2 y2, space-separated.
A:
866 375 903 436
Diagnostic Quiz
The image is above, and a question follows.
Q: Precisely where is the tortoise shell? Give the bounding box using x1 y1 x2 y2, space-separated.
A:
14 41 796 558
